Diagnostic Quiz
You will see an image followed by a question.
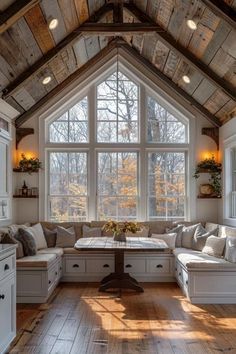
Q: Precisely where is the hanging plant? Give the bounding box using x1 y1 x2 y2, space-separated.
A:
193 156 222 197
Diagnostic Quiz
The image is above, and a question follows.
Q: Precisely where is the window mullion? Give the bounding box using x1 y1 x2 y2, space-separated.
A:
88 85 96 221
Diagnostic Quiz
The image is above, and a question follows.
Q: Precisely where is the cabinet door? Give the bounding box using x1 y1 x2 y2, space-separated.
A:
0 141 8 195
0 275 16 353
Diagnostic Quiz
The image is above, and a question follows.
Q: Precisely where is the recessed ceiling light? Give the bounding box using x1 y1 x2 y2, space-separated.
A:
42 76 52 85
48 18 58 30
182 75 191 84
187 19 197 30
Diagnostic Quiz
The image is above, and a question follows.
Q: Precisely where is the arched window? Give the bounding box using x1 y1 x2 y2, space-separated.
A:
44 65 190 222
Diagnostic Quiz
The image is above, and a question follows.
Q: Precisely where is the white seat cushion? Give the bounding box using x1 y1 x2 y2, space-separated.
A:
173 248 236 270
37 248 64 257
16 253 56 268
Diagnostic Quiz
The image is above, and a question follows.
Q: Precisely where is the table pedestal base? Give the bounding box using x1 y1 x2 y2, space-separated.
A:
99 272 143 293
99 249 144 293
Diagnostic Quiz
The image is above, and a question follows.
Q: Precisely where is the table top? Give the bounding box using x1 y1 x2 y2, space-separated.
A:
74 237 169 252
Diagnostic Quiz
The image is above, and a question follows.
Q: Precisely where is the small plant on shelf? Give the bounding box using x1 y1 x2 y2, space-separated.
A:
14 154 42 173
193 156 222 197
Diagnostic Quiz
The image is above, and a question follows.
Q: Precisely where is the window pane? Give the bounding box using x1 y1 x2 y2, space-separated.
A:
97 152 138 220
148 152 185 220
96 70 139 143
49 197 87 222
49 152 87 221
147 96 186 143
49 97 88 142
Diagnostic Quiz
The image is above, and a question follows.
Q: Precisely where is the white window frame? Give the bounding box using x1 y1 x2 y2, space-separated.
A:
39 57 195 222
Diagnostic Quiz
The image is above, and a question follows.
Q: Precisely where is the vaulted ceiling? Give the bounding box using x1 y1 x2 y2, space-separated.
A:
0 0 235 128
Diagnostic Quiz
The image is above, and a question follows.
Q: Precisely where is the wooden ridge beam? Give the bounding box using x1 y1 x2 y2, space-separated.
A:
78 22 163 33
124 3 236 101
0 0 40 34
15 39 119 128
200 0 236 30
118 41 221 127
2 3 114 99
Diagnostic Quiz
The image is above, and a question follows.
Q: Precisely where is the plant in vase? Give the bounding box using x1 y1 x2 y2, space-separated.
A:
15 154 42 174
102 220 141 242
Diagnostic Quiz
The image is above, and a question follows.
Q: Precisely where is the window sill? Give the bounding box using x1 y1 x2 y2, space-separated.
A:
223 218 236 227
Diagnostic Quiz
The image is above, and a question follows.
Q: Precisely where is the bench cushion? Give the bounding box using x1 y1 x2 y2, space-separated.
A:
173 248 236 270
37 248 64 257
16 253 57 268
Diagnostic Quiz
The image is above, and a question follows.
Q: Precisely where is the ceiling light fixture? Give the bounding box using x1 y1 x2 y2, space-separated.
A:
48 17 58 30
42 76 52 85
187 18 198 30
182 75 191 84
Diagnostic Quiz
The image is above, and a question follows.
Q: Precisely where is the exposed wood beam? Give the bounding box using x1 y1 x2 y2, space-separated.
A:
15 39 118 127
113 1 123 23
2 3 114 99
118 41 221 127
0 0 40 34
124 3 236 101
200 0 236 30
78 23 163 34
15 38 221 128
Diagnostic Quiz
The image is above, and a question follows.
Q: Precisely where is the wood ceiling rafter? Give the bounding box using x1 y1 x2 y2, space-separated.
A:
0 0 40 34
2 2 114 99
200 0 236 30
15 38 221 128
124 3 236 101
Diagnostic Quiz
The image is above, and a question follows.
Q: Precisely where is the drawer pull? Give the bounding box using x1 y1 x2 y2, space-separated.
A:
4 264 9 271
156 264 163 268
73 264 79 268
0 294 5 300
103 264 110 268
60 267 62 270
175 268 177 271
186 280 188 285
125 264 132 268
49 280 51 285
55 272 58 275
179 272 181 276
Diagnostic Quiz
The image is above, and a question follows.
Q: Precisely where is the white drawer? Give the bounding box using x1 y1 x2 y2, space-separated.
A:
124 258 146 273
147 258 171 274
65 259 85 273
86 259 114 273
0 254 15 281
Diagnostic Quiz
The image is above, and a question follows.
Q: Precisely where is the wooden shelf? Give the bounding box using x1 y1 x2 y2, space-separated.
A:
197 195 221 199
13 195 38 199
13 168 39 173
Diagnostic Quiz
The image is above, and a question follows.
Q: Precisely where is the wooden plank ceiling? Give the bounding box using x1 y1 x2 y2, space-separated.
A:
0 0 235 126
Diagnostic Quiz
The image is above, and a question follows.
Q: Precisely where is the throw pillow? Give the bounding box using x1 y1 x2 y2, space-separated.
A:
225 235 236 263
151 233 177 250
56 226 75 247
1 233 24 259
166 225 183 247
16 228 37 256
24 224 48 250
181 223 200 249
202 235 226 258
43 227 57 248
192 224 218 251
8 223 30 236
83 225 102 238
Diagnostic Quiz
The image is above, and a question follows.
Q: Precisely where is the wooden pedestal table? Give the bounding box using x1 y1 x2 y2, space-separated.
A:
74 237 169 294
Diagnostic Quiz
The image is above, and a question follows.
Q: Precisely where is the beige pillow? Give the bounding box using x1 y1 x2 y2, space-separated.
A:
202 236 226 258
192 224 218 251
8 223 30 236
181 224 200 249
166 225 183 247
83 225 102 237
225 235 236 263
56 226 75 248
151 233 176 250
25 224 48 250
1 233 24 259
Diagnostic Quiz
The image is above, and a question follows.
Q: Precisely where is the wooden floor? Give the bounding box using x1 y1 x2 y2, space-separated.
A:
9 282 236 354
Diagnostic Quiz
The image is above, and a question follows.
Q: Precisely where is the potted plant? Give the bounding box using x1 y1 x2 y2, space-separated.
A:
193 156 222 197
102 220 141 242
14 154 42 174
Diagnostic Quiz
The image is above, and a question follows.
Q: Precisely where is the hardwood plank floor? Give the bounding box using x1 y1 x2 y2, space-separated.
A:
9 283 236 354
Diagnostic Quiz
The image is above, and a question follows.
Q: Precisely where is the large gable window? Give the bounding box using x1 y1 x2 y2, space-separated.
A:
44 64 190 222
